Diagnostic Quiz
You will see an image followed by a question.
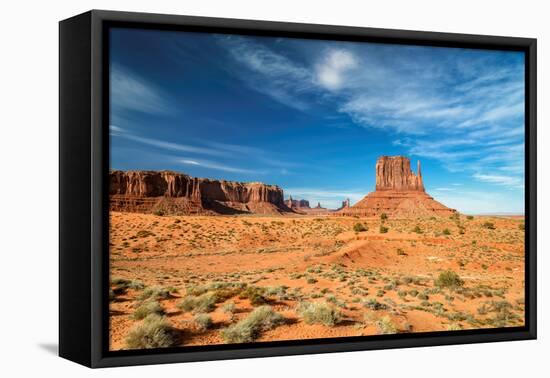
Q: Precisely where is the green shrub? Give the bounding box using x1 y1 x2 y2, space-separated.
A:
396 248 406 256
482 222 495 230
519 223 525 231
412 225 422 234
466 215 474 220
442 228 451 235
132 300 165 320
353 223 368 232
220 306 285 343
380 213 388 221
297 301 342 327
379 225 389 234
194 313 213 331
434 270 464 289
376 316 398 334
125 314 178 349
177 293 217 313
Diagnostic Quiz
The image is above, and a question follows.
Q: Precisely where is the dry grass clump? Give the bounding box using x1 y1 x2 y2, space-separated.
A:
139 286 177 301
131 299 164 320
220 305 285 343
178 293 217 313
376 316 398 334
297 301 342 327
194 313 213 331
125 314 179 349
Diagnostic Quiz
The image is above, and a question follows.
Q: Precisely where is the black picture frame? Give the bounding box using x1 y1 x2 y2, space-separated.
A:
59 9 537 368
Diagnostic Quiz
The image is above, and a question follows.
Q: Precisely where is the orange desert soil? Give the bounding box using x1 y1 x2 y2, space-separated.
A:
109 212 525 350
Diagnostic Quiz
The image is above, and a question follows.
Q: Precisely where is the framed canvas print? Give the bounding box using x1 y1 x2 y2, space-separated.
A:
59 10 537 368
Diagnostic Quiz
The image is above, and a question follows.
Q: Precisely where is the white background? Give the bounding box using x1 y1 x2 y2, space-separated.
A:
0 0 546 376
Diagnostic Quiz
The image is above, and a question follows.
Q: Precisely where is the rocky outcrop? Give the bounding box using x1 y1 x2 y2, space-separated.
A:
286 197 310 209
339 156 455 217
110 170 291 215
376 156 424 191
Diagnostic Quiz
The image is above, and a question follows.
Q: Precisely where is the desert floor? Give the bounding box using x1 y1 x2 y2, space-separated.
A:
109 212 525 350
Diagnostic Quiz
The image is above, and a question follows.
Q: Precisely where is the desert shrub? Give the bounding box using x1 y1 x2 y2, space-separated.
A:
353 223 368 232
239 286 268 306
112 278 145 290
152 209 165 216
408 289 419 297
132 299 165 320
396 248 406 256
297 301 342 326
376 316 398 334
364 298 387 310
222 301 236 314
380 213 388 221
178 293 217 313
139 286 176 301
442 228 451 235
435 270 464 289
194 313 213 331
447 323 462 331
186 285 209 296
125 314 178 349
519 223 525 231
412 225 422 234
220 305 285 343
466 215 474 220
306 277 318 284
379 225 389 234
265 285 288 299
482 221 496 230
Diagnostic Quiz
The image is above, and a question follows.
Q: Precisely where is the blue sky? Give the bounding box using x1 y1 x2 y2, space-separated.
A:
109 28 525 214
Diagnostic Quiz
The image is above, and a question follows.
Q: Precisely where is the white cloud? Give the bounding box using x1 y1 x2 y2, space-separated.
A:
179 158 264 175
110 64 171 114
316 49 358 91
472 173 524 188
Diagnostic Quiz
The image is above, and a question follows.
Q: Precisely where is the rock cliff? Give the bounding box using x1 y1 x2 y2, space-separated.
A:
339 156 455 217
375 156 424 191
110 170 291 215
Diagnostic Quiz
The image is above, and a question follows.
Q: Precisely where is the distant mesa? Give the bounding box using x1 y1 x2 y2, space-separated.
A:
338 156 455 217
286 196 310 209
110 170 293 215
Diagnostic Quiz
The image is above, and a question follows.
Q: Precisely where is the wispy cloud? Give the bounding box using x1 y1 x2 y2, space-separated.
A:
218 36 314 111
110 64 172 114
110 125 299 176
110 125 226 157
472 173 524 189
178 158 265 175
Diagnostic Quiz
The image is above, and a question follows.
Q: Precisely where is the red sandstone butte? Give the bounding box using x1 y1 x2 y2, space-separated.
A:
109 170 291 215
339 156 455 217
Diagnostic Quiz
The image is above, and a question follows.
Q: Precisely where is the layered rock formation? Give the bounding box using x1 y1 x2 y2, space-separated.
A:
110 170 291 215
338 156 455 217
286 196 310 209
376 156 424 191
